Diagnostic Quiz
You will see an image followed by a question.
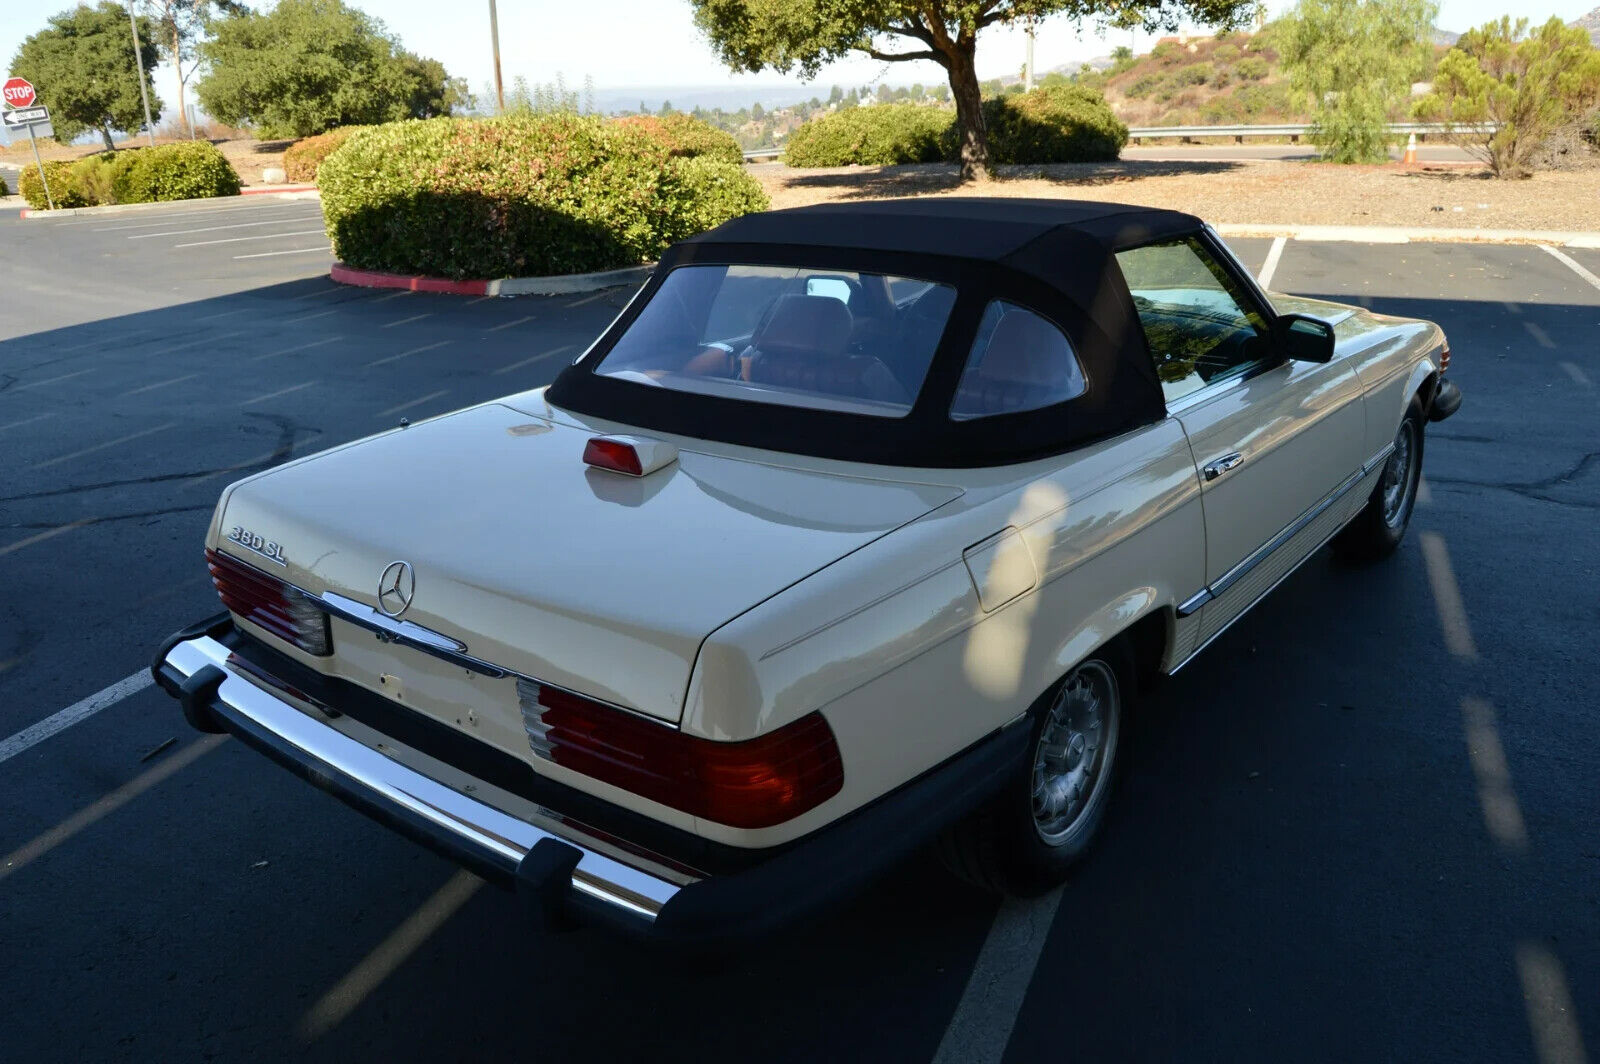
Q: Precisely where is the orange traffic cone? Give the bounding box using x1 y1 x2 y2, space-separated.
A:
1402 133 1418 166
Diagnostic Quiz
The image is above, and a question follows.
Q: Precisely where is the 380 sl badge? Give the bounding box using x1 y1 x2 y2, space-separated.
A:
227 525 287 566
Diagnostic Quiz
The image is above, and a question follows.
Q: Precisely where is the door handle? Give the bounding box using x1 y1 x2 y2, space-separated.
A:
1202 452 1243 481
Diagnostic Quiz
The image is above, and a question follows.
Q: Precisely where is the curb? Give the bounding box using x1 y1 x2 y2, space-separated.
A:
1214 223 1600 248
19 189 319 219
330 262 656 297
242 183 316 196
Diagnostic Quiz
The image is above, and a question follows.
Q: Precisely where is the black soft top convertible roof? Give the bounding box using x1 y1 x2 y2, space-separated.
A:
547 199 1211 468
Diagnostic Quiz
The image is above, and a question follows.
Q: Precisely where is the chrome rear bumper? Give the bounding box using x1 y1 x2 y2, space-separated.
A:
159 633 683 929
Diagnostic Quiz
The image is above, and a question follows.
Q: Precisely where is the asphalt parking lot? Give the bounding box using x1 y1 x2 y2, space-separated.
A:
2 195 1597 1063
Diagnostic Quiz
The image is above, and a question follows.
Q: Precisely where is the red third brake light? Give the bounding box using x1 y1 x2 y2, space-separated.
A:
520 680 844 829
583 437 643 476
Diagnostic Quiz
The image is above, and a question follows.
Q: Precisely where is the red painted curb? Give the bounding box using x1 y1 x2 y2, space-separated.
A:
241 184 317 195
330 262 490 296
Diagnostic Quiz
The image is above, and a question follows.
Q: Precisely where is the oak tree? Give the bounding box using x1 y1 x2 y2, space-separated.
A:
8 2 164 149
690 0 1256 180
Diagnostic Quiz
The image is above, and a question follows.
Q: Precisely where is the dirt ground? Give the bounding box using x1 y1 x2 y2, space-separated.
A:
0 135 290 188
754 159 1600 232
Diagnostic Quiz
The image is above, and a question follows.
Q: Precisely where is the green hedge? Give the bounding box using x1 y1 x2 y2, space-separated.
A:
0 173 8 198
783 103 949 166
975 85 1128 164
613 113 743 165
18 143 239 210
785 89 1125 168
284 126 369 183
318 113 768 279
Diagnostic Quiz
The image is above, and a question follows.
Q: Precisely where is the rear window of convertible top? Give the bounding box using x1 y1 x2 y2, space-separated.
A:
593 265 957 418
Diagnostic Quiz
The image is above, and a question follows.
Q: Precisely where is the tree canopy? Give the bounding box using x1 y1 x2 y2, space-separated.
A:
141 0 244 135
193 0 462 138
1417 17 1600 177
8 2 165 150
691 0 1257 179
1280 0 1437 163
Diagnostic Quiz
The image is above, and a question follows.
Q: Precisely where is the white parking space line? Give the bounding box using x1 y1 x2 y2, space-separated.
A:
34 422 175 470
164 330 243 354
1256 235 1287 289
486 314 537 332
1461 697 1528 852
1420 532 1479 661
464 295 498 306
129 217 326 240
1559 361 1591 387
1523 321 1555 349
491 343 578 375
368 290 413 304
90 206 323 232
251 336 342 362
234 246 333 260
381 313 433 329
932 892 1064 1064
121 373 199 397
0 518 94 559
365 340 450 368
1515 941 1590 1064
1539 244 1600 293
13 368 92 391
174 228 326 249
1 735 226 880
0 411 55 434
377 390 449 418
241 381 317 406
282 308 339 325
192 307 249 323
0 670 153 766
298 870 482 1041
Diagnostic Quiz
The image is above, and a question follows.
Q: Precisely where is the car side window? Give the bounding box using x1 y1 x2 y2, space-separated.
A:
950 301 1086 421
1115 237 1271 405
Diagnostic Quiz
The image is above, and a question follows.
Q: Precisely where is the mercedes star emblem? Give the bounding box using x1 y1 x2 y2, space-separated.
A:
377 560 416 618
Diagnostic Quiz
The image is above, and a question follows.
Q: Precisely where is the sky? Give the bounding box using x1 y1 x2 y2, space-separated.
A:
4 0 1599 118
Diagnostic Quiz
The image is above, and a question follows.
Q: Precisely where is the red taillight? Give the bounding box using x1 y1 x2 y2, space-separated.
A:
519 680 843 829
1439 340 1451 372
207 548 331 656
583 437 643 476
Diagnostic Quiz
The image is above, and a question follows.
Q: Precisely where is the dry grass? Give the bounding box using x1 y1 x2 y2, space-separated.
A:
755 158 1600 231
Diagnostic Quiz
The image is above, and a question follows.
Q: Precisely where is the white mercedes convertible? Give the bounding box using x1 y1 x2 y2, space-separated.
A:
154 199 1460 942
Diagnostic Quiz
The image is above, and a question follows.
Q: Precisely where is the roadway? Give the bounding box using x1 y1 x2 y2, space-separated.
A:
1 194 1596 1062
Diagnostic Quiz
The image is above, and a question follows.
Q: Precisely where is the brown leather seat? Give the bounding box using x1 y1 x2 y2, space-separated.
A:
953 307 1084 417
746 295 909 405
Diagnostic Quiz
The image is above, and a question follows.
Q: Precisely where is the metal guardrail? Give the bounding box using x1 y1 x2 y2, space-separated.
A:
1125 121 1495 143
741 121 1496 160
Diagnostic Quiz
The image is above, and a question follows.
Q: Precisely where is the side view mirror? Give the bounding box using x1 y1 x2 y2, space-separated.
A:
1275 314 1336 363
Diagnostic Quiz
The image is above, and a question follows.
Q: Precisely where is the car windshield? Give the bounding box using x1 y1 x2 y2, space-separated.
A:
593 265 957 417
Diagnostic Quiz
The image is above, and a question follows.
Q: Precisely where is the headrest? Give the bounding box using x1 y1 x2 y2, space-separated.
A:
754 294 853 359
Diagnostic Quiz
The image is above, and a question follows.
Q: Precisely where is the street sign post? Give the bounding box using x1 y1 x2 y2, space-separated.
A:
3 77 55 210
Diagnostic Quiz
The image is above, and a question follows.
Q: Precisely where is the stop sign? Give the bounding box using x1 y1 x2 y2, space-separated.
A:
3 77 37 109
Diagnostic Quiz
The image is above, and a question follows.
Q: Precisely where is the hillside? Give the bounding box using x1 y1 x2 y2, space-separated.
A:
1084 29 1302 127
1574 5 1600 44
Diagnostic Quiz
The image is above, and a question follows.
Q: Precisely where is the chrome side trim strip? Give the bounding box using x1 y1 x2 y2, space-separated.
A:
1175 442 1393 622
1176 588 1213 618
163 635 682 920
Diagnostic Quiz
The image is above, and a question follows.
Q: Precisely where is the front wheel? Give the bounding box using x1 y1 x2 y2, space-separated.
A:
1333 401 1424 561
938 652 1127 896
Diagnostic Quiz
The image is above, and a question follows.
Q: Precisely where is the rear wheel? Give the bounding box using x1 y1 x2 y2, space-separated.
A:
939 649 1128 895
1333 400 1424 561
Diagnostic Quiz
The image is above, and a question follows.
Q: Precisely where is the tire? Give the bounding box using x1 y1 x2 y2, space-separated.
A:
938 645 1130 896
1333 399 1425 561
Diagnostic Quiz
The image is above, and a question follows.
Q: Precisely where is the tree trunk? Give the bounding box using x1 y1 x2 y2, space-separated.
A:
172 24 191 138
100 123 116 152
945 45 991 182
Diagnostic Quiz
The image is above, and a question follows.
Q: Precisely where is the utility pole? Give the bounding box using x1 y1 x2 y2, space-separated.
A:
127 0 156 146
1024 24 1035 92
488 0 505 114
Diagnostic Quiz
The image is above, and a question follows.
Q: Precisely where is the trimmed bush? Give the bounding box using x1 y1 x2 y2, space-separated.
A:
0 173 8 198
783 103 949 166
19 160 91 209
966 85 1128 164
111 142 241 203
613 113 743 165
283 126 368 183
318 113 768 279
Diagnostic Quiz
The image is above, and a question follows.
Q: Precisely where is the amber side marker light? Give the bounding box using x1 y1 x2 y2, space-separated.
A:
522 680 843 829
